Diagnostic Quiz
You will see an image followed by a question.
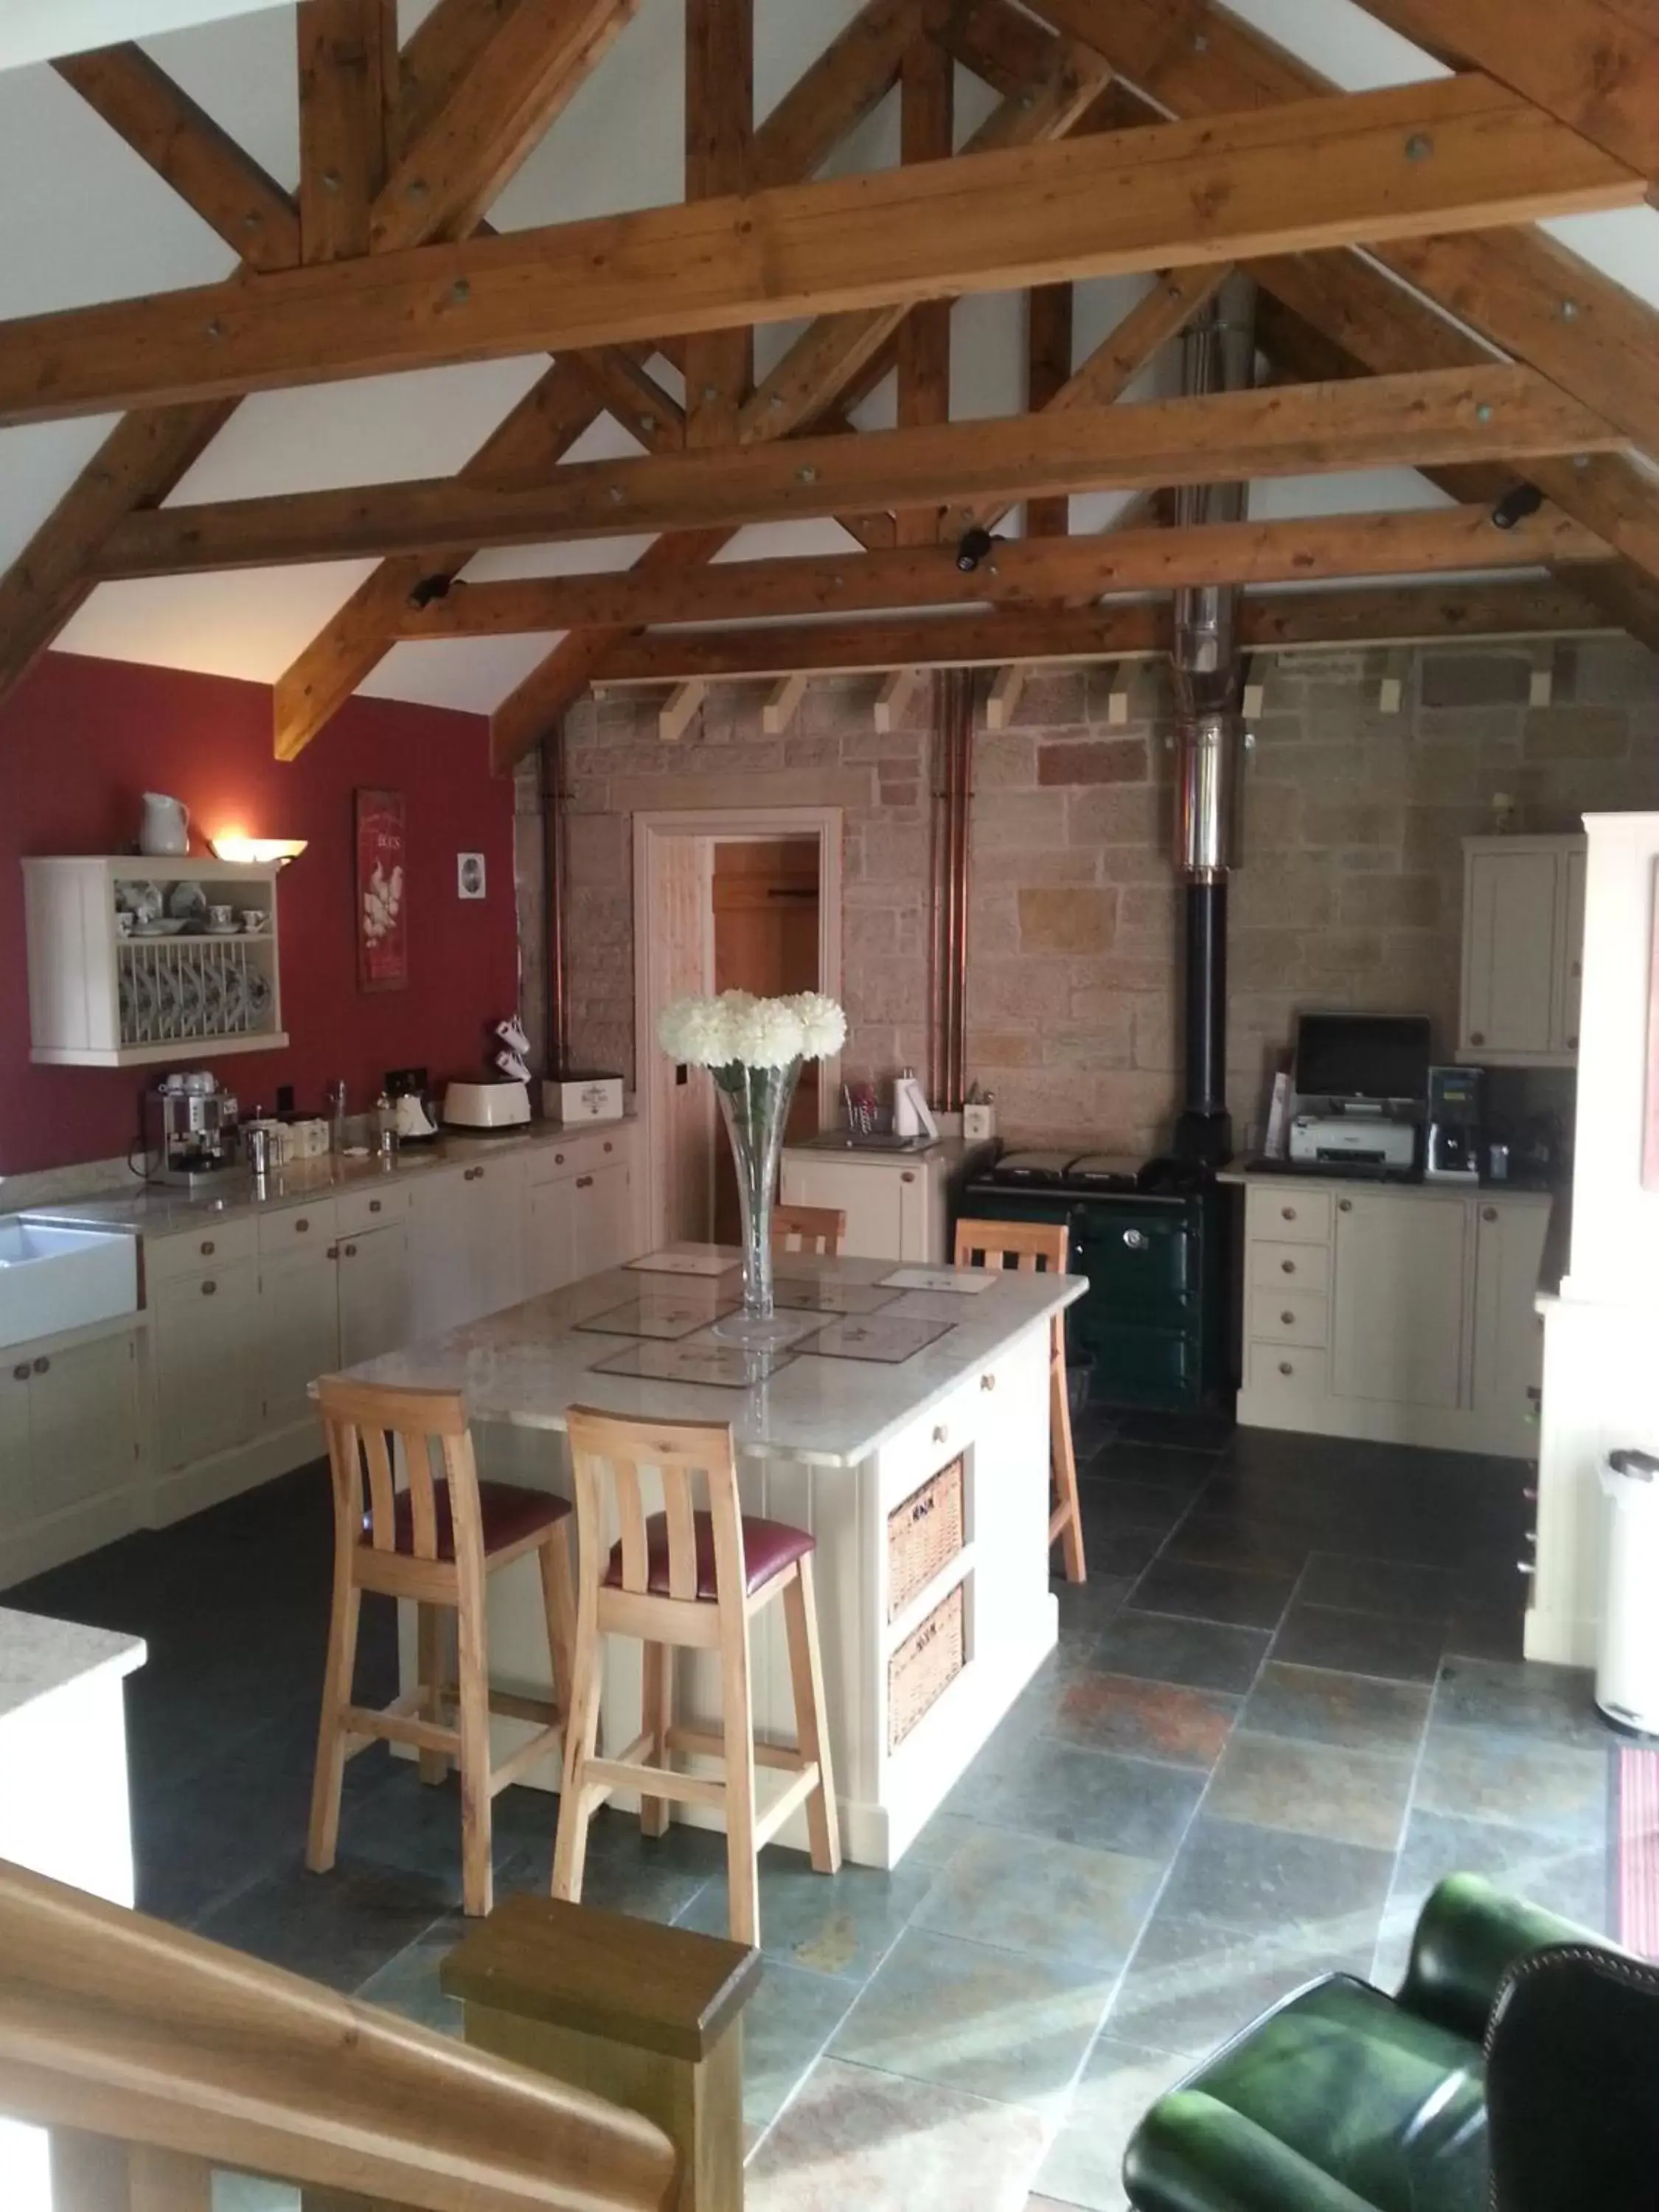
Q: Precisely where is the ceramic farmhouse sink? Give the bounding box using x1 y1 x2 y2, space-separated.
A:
0 1219 138 1350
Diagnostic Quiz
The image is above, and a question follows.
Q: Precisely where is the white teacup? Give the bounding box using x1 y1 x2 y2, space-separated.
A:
239 908 268 933
114 910 135 938
207 905 234 930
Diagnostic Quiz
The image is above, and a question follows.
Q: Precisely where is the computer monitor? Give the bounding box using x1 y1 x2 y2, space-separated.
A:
1293 1013 1431 1107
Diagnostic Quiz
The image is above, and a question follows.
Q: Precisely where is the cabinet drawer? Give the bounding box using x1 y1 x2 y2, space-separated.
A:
1249 1241 1330 1295
1246 1339 1329 1405
1247 1187 1332 1246
257 1197 337 1253
335 1181 409 1237
145 1214 259 1283
526 1129 626 1186
1248 1289 1330 1349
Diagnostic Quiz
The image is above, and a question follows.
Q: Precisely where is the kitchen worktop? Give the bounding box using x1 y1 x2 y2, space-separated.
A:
0 1606 145 1727
1225 1159 1559 1197
14 1116 639 1239
782 1133 987 1169
335 1249 1084 1470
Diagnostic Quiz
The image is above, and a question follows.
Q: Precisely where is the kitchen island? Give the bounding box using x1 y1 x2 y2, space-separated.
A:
337 1248 1083 1868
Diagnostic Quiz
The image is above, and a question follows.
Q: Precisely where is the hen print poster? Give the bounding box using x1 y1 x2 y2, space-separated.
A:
355 788 407 992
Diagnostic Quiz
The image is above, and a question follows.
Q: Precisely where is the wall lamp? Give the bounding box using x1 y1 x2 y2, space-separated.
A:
209 833 309 866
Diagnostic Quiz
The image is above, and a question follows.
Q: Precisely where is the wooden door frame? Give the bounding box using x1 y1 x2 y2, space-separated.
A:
633 806 844 1251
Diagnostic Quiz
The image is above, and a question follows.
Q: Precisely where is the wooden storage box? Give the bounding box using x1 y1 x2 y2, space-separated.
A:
888 1579 965 1750
887 1455 964 1621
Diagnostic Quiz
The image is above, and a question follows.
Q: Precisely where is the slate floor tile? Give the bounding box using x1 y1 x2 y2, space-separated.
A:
1052 1573 1140 1638
1089 1611 1270 1696
1075 1483 1193 1538
955 1735 1207 1860
192 1854 454 1993
1297 1553 1460 1621
1443 1602 1526 1663
1203 1733 1415 1851
742 1963 860 2129
1239 1662 1432 1753
1271 1602 1444 1685
1413 1728 1610 1842
678 1849 934 1980
354 1914 468 2037
745 2056 1046 2212
1157 1815 1397 1939
912 1827 1164 1975
1158 1509 1313 1579
831 1927 1116 2114
1433 1658 1610 1750
1034 2037 1190 2212
1081 1442 1217 1495
1036 1669 1239 1770
1108 1912 1379 2060
1086 1526 1171 1579
1129 1559 1297 1632
1385 1806 1614 1946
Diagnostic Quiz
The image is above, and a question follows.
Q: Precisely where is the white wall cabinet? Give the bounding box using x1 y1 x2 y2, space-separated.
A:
779 1147 958 1264
1459 835 1587 1067
1239 1176 1553 1457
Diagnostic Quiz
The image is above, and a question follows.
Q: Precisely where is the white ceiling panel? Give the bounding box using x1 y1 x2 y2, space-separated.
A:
0 416 125 569
0 0 286 74
142 4 300 189
58 562 380 681
360 635 569 713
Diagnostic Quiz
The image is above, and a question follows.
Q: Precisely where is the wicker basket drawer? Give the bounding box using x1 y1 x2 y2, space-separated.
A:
888 1579 965 1751
888 1455 964 1621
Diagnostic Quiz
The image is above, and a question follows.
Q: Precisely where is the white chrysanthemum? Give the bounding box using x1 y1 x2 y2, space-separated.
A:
789 992 847 1060
658 995 731 1066
726 995 806 1069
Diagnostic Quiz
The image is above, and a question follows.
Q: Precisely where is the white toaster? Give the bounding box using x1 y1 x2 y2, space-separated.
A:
442 1079 531 1130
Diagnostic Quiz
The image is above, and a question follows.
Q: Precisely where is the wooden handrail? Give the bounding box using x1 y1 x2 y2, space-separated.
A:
0 1859 677 2212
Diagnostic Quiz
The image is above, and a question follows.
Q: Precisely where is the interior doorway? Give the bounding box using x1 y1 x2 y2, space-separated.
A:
633 807 844 1252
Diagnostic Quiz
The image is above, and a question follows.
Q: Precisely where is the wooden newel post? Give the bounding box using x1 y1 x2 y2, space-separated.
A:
442 1895 760 2212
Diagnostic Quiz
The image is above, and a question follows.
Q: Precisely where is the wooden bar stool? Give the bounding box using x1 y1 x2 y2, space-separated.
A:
308 1376 577 1919
771 1203 846 1256
553 1405 840 1947
953 1217 1088 1585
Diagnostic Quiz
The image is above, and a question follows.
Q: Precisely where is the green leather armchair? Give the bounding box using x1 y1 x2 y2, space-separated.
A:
1121 1874 1630 2212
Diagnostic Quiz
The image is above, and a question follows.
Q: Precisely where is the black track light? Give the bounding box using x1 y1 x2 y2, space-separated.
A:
956 526 995 574
1490 481 1545 532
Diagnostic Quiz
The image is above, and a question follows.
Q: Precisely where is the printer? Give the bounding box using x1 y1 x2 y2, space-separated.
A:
1284 1012 1427 1173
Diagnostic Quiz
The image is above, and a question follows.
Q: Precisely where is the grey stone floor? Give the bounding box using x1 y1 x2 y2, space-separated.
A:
5 1414 1622 2212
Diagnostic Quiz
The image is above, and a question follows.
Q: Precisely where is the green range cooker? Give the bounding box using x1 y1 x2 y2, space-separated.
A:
957 1151 1237 1420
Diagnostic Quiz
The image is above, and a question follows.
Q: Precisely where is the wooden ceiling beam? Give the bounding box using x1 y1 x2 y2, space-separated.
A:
100 367 1623 578
1356 0 1659 202
392 504 1610 638
1032 0 1659 461
0 74 1641 428
372 0 643 252
893 33 954 543
52 46 302 269
682 0 754 445
590 580 1616 683
297 0 396 264
1024 282 1074 540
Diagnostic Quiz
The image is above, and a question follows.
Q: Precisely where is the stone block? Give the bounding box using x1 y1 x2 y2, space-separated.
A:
1242 779 1302 849
1230 928 1308 990
1130 996 1177 1073
1068 783 1163 846
1037 737 1150 787
1521 706 1631 760
973 733 1040 790
1006 668 1091 726
1338 873 1441 928
968 895 1020 957
965 1029 1043 1069
1018 887 1117 953
975 846 1102 886
858 821 932 888
1070 953 1175 1002
1297 930 1387 987
1300 799 1396 849
970 790 1071 849
1231 860 1335 929
970 960 1074 1024
1418 651 1531 710
1565 638 1659 706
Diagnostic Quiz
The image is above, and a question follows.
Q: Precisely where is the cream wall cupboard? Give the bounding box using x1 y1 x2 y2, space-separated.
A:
1238 1175 1552 1458
1458 835 1586 1067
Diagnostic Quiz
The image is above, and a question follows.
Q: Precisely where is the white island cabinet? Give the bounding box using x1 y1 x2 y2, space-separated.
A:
341 1253 1081 1871
779 1138 986 1265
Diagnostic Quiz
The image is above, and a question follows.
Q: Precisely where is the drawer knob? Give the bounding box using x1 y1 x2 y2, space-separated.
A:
1279 1360 1293 1377
980 1372 997 1392
296 1217 310 1232
344 1242 358 1257
1281 1259 1295 1274
576 1175 593 1189
1338 1199 1352 1213
1470 1032 1485 1047
11 1363 28 1382
1281 1206 1295 1221
201 1279 217 1296
901 1170 917 1184
1568 1034 1579 1051
326 1245 339 1259
932 1423 948 1444
200 1239 215 1256
1281 1310 1295 1326
1482 1206 1498 1222
603 1141 613 1153
554 1152 566 1165
31 1356 48 1376
369 1199 382 1214
1123 1228 1147 1251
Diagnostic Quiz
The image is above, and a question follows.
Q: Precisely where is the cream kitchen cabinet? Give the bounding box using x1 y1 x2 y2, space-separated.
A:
525 1127 637 1295
336 1218 411 1367
0 1319 145 1583
406 1155 526 1335
150 1258 262 1472
1459 835 1587 1067
1239 1175 1554 1457
260 1239 339 1435
779 1147 949 1264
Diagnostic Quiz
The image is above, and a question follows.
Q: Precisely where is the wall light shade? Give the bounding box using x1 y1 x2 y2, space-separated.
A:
209 833 308 866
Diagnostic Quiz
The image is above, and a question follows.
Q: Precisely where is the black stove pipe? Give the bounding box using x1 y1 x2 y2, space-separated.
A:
1177 885 1230 1164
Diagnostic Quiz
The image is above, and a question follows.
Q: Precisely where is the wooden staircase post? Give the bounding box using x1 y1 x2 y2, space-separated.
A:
442 1895 759 2212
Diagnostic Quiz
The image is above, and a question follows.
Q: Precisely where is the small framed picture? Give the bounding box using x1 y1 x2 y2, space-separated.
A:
457 852 487 900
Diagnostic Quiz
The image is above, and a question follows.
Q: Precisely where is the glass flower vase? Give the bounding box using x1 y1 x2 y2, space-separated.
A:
712 1057 802 1346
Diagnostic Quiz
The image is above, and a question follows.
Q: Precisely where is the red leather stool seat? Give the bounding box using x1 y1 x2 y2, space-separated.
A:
366 1479 571 1562
605 1509 815 1601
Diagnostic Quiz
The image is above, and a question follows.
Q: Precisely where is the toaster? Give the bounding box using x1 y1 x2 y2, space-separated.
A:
441 1079 531 1130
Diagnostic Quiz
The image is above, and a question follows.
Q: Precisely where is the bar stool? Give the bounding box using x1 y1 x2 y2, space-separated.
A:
308 1376 576 1919
953 1217 1087 1585
771 1203 846 1256
553 1405 840 1946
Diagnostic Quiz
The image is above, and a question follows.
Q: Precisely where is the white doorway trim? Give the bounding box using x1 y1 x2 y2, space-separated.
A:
633 806 844 1252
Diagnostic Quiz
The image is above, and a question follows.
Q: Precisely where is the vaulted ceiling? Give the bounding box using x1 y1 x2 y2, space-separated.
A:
1 0 1657 766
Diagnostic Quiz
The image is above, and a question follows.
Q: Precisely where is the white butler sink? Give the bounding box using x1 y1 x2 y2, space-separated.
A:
0 1220 137 1349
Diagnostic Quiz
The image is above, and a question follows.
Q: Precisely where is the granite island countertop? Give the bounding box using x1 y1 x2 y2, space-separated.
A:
0 1606 145 1725
331 1250 1085 1470
13 1116 639 1239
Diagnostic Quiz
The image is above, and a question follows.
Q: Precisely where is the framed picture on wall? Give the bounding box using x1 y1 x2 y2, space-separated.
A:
355 787 407 993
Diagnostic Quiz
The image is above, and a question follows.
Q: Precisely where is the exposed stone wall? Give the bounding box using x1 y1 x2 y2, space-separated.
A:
557 637 1659 1150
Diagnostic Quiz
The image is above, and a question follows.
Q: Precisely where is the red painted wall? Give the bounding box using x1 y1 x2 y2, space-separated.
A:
0 652 520 1175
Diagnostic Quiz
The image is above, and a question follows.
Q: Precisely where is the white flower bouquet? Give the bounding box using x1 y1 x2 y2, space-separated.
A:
656 991 847 1339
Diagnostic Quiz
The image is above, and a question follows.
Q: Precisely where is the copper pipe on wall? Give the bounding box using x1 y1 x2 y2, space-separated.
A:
927 669 973 1111
540 723 570 1077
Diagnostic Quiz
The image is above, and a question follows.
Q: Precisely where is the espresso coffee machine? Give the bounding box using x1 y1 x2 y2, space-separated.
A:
1425 1065 1484 1183
142 1077 242 1187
